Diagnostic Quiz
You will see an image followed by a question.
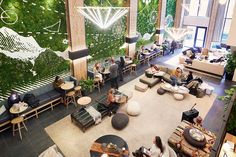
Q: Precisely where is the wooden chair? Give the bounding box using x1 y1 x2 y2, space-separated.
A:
93 77 101 93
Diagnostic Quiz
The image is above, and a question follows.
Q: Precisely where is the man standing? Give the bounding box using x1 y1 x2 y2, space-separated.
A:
109 58 119 89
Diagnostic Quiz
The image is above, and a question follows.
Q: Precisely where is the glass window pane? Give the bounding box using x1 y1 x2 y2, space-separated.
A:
189 0 199 16
195 40 204 47
198 0 209 16
222 19 232 42
184 26 196 47
196 28 206 40
227 0 235 18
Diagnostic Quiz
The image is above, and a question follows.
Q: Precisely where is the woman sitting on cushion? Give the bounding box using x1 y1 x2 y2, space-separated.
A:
107 88 119 116
148 64 160 74
93 62 103 84
170 67 182 86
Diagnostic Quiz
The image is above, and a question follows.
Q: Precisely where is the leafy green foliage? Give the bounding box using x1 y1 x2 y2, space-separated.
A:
219 87 236 135
0 0 67 51
80 77 94 92
225 52 236 74
166 0 176 20
0 49 70 94
137 0 158 36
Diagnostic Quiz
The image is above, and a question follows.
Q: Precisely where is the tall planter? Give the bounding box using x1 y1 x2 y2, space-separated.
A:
225 53 236 80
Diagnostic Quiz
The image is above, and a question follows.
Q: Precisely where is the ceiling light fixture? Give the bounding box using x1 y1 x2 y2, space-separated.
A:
78 7 129 29
142 0 151 5
165 27 192 41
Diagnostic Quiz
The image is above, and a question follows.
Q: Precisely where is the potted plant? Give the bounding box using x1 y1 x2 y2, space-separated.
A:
219 87 236 135
80 77 94 95
225 52 236 80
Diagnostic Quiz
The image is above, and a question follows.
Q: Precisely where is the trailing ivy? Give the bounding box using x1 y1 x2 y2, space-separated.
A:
166 0 176 27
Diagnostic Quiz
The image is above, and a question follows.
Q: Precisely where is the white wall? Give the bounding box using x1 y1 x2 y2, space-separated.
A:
183 16 209 27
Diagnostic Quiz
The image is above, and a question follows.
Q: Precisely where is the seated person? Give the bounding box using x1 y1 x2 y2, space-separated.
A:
93 62 103 83
8 91 21 109
151 41 159 51
148 64 160 74
150 136 169 157
141 45 150 53
106 88 119 116
183 71 193 84
53 76 65 93
170 67 183 86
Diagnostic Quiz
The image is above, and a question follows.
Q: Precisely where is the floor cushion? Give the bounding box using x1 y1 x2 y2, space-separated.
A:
111 113 129 130
139 76 160 88
173 93 184 100
157 88 166 95
126 101 141 116
135 82 148 92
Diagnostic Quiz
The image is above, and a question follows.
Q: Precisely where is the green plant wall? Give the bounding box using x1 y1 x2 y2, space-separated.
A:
166 0 176 27
84 0 127 61
0 0 67 51
0 0 70 96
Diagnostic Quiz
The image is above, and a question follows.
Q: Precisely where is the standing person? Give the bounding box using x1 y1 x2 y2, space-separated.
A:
109 58 119 89
170 40 177 54
118 57 125 81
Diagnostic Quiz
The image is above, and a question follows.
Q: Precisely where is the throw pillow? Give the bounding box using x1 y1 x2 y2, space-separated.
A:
0 105 6 115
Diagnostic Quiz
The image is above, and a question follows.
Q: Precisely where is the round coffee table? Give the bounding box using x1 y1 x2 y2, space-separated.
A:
10 102 28 115
90 134 129 157
77 96 92 107
61 82 74 90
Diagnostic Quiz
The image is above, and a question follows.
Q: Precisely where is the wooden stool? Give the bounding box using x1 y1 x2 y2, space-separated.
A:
65 91 76 108
11 116 28 140
74 85 82 98
94 77 101 93
130 64 137 75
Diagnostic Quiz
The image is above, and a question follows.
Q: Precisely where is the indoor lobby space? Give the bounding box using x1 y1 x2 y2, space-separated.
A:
0 0 236 157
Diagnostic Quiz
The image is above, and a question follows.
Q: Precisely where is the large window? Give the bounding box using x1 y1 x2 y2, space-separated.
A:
188 0 209 17
221 0 235 43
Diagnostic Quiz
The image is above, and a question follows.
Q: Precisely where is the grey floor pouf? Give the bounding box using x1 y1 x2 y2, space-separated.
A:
111 113 129 130
157 87 166 95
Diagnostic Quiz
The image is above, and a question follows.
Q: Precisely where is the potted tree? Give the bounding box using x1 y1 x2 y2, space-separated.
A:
225 52 236 80
80 77 94 96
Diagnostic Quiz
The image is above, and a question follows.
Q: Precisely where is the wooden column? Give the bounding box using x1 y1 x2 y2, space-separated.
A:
65 0 87 80
205 0 219 49
126 0 138 58
156 0 167 44
174 0 183 28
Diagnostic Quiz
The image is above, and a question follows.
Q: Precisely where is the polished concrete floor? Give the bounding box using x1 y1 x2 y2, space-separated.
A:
0 51 234 157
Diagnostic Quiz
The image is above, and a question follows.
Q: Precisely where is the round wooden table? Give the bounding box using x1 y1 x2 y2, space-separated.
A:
77 96 92 107
10 102 28 115
90 134 129 157
61 82 74 90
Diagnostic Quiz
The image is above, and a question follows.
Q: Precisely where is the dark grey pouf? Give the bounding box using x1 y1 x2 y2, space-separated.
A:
157 87 166 95
111 113 129 130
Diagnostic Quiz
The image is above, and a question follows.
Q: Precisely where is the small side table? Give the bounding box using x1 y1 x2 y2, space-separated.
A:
77 96 92 107
10 102 28 116
130 64 137 75
11 116 28 140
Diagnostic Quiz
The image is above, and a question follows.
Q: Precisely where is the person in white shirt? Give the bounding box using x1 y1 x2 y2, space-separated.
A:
150 136 169 157
93 62 103 83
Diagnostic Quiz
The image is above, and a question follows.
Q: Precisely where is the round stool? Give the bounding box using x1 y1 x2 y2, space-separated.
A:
74 85 82 98
126 101 141 116
11 116 28 140
111 113 129 130
157 87 166 95
173 93 184 101
65 91 76 107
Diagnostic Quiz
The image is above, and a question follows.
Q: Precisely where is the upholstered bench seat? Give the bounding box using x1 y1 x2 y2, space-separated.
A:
135 82 148 92
139 76 160 88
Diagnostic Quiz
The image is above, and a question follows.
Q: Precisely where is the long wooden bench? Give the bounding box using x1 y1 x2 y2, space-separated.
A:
0 97 62 133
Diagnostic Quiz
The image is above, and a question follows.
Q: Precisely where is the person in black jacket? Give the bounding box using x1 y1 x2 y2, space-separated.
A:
7 91 21 109
118 57 125 81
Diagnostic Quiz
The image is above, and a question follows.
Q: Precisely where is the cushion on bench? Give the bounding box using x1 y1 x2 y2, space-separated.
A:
38 94 51 105
47 90 61 100
0 111 11 123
